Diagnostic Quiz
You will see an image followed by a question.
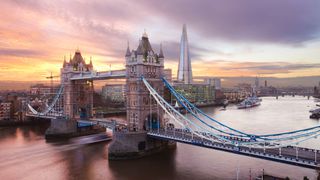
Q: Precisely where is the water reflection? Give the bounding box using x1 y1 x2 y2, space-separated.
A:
108 148 177 180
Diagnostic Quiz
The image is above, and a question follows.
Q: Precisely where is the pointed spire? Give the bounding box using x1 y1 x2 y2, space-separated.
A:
159 43 164 58
178 24 193 84
89 56 93 67
142 29 148 38
136 39 143 55
125 41 131 57
63 55 67 67
183 24 187 34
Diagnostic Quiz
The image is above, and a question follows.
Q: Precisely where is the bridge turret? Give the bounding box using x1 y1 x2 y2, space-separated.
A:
158 43 164 66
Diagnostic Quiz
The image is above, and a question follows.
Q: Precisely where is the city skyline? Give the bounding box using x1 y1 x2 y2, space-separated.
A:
1 1 320 178
1 0 320 82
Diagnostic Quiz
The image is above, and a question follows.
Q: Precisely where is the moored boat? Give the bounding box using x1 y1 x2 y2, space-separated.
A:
237 96 261 109
309 107 320 119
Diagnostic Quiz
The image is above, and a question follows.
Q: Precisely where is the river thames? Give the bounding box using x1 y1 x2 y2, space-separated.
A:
0 96 319 179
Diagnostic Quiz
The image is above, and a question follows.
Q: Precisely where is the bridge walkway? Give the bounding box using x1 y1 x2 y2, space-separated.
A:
148 129 320 169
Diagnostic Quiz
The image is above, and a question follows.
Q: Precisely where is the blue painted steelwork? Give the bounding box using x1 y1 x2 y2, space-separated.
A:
147 130 319 169
141 76 320 149
162 77 320 141
77 122 93 128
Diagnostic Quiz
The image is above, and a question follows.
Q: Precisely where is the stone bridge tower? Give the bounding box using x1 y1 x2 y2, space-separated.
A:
108 32 175 160
125 32 165 131
60 50 94 120
46 50 94 138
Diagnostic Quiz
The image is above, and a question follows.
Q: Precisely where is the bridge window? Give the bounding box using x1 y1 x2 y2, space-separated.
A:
130 66 136 73
131 99 137 106
143 97 149 105
129 112 139 131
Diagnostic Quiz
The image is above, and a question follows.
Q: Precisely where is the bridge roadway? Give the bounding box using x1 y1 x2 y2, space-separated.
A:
147 129 320 169
77 118 127 129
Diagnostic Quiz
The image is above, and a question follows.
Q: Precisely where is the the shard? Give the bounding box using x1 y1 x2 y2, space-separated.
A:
177 24 193 84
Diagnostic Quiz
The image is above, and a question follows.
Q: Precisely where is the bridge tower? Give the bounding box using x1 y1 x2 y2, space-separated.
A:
109 32 175 160
125 32 165 131
61 49 94 119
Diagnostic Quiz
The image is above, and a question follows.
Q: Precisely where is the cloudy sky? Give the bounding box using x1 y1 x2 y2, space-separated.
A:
0 0 320 81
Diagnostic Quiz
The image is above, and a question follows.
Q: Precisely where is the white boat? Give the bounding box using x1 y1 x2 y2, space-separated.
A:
309 108 320 114
309 107 320 119
310 104 320 113
237 96 261 109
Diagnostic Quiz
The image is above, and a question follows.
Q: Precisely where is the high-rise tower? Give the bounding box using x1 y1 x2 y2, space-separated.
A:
177 24 193 84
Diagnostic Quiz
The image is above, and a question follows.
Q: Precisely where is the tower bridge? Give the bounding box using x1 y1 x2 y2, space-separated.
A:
25 32 320 169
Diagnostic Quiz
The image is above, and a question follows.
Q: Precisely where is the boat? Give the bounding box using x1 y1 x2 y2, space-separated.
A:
222 99 229 108
309 105 320 113
309 107 320 119
70 133 111 145
237 96 261 109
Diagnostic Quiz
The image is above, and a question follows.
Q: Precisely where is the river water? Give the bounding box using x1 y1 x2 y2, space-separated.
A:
0 96 319 180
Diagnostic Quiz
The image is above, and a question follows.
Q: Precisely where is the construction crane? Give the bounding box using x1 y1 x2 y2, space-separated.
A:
46 72 59 94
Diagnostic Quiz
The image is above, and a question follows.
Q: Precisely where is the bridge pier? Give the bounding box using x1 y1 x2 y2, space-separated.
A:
108 131 175 160
45 117 105 139
45 117 77 139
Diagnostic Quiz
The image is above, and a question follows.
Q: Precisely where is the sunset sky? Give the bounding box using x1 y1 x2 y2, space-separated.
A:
1 0 320 82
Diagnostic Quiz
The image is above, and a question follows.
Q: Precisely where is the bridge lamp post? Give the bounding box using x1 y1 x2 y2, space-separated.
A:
279 147 282 157
173 124 176 136
315 150 317 163
200 133 203 142
191 130 194 141
180 127 183 139
146 117 151 131
149 94 152 132
164 118 166 135
157 103 160 134
296 146 299 160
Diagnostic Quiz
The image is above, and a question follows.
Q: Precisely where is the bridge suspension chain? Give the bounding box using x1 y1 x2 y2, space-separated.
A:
142 77 232 144
143 77 320 149
162 77 320 143
27 84 64 117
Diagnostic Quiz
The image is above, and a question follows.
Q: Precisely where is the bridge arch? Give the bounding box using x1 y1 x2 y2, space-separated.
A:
144 113 161 131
